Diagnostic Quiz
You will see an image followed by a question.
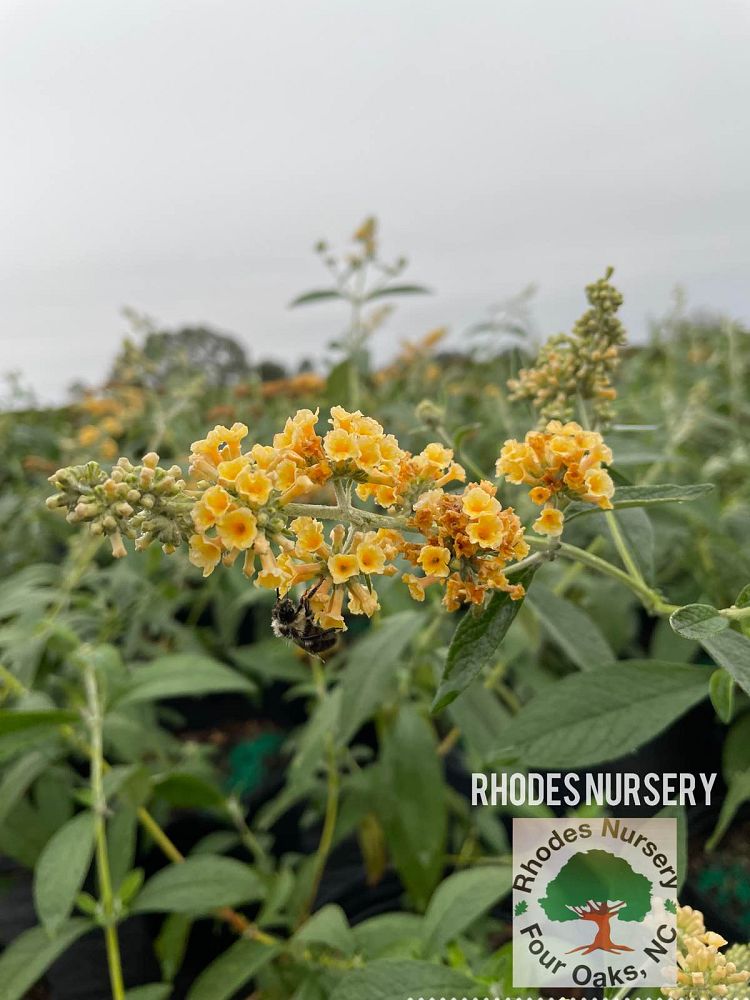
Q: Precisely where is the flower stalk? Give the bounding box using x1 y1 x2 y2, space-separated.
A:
82 656 126 1000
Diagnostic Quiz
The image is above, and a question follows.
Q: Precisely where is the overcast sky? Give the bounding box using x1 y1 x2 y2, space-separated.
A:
2 0 749 402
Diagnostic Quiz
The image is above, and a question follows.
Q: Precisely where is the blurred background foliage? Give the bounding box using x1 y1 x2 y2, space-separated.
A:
0 221 749 999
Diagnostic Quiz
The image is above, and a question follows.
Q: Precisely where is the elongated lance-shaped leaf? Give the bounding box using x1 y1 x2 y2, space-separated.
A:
564 483 714 522
432 567 535 713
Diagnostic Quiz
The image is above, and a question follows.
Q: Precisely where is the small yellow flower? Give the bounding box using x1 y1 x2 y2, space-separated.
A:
256 567 289 589
374 485 398 507
422 442 453 467
529 485 551 505
250 443 277 469
235 467 273 506
533 506 564 537
328 553 360 584
192 500 217 532
274 458 300 492
417 544 451 578
466 513 504 548
347 580 380 616
582 467 615 509
351 414 383 438
202 485 231 517
356 540 386 575
290 516 325 554
217 456 250 484
330 405 357 431
402 572 427 601
189 534 223 577
355 436 382 473
324 428 357 463
317 587 346 630
462 485 501 519
216 508 258 550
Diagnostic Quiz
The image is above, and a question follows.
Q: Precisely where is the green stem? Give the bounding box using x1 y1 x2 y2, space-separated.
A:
720 605 750 622
301 659 340 923
504 549 549 577
436 425 488 482
527 537 678 616
83 658 126 1000
283 500 407 531
604 508 646 586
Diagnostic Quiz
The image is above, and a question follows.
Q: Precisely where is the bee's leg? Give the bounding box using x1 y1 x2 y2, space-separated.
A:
300 577 325 611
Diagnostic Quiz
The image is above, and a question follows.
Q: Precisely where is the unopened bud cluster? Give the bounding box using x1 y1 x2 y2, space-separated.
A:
46 453 191 559
662 905 750 1000
508 268 626 425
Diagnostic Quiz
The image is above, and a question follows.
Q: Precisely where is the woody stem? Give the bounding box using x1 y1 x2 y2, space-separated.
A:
283 501 407 531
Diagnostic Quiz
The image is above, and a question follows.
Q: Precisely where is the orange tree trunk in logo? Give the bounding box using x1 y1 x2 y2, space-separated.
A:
539 849 652 956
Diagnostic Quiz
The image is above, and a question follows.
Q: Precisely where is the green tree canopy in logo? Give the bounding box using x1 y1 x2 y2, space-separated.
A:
540 849 652 956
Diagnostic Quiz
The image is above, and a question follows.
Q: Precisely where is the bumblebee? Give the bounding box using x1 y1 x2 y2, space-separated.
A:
271 581 339 656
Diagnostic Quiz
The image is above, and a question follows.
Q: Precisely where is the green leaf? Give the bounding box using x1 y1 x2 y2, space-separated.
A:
706 770 750 851
124 986 173 1000
670 604 730 640
527 582 614 671
0 709 79 734
699 628 750 697
366 283 431 301
118 868 145 906
329 959 477 1000
156 913 192 982
734 583 750 609
114 654 254 707
132 856 264 914
153 772 226 809
33 810 96 933
422 865 511 954
656 804 687 892
447 680 510 761
351 913 424 959
496 661 710 768
565 483 715 521
709 669 735 723
378 706 446 910
615 507 654 583
294 904 355 955
108 806 138 890
0 919 92 1000
339 611 422 744
724 712 750 779
0 749 52 828
186 938 278 1000
290 288 344 307
433 568 535 713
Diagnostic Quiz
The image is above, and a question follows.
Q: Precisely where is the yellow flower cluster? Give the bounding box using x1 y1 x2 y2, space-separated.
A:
663 906 750 1000
496 419 615 537
403 481 529 611
184 410 472 629
49 404 621 636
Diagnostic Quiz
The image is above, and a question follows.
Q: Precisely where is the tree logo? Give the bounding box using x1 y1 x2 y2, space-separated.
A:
512 818 677 989
540 849 651 955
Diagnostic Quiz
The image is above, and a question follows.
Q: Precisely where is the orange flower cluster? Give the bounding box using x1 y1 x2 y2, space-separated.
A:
496 419 615 537
402 481 529 611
